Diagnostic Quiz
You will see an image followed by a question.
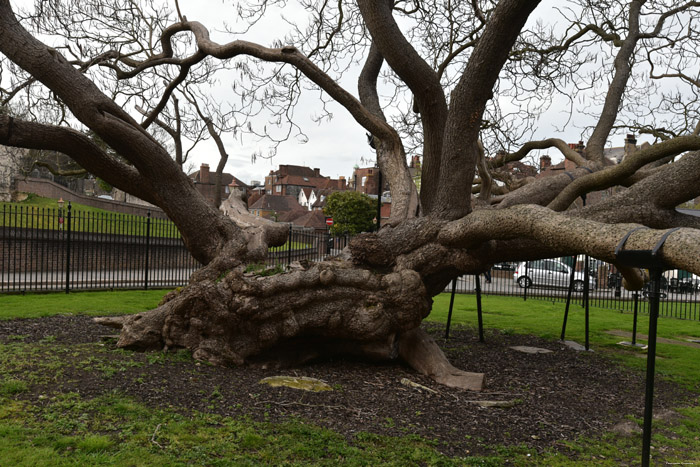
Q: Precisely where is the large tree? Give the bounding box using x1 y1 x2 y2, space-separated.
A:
2 0 700 390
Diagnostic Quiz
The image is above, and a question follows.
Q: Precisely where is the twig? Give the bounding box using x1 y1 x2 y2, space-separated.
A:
151 423 163 448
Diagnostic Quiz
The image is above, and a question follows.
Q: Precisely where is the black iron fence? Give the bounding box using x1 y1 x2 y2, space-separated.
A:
1 204 200 292
266 225 350 267
1 204 351 293
449 258 700 321
4 204 700 321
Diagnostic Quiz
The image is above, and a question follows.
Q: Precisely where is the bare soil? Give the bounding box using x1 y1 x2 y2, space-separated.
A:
0 315 694 459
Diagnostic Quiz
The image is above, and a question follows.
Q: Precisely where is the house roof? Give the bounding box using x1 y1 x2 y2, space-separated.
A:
277 209 308 223
291 210 328 229
279 174 332 188
249 194 305 213
276 165 318 178
190 170 250 190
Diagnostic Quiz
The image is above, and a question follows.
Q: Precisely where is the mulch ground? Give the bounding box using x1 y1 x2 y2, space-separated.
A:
0 315 695 459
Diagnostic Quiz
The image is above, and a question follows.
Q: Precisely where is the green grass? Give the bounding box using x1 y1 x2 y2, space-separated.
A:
0 391 464 466
429 293 700 389
427 293 700 465
269 240 313 252
1 289 699 465
1 194 179 237
0 290 168 320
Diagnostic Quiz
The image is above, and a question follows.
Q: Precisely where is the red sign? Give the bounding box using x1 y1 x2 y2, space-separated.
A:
325 218 333 226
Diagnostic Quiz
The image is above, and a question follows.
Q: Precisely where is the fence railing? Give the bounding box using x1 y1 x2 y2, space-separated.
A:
1 204 351 293
4 204 700 321
266 225 350 267
1 204 200 292
449 258 700 321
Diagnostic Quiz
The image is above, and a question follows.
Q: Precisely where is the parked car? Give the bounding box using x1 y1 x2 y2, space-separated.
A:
513 259 596 292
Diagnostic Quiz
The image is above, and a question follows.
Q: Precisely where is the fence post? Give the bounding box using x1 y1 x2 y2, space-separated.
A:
561 256 578 341
445 278 457 339
65 203 72 294
632 292 640 345
287 224 293 266
523 262 529 301
144 211 151 290
475 274 484 343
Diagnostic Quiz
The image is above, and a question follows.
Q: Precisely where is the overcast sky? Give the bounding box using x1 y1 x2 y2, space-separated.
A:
8 0 644 185
172 0 588 185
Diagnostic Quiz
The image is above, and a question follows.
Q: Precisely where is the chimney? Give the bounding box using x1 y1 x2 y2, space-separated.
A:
576 141 585 152
410 155 421 168
338 175 346 189
624 133 638 156
568 143 577 149
314 168 321 177
539 155 552 172
199 163 210 184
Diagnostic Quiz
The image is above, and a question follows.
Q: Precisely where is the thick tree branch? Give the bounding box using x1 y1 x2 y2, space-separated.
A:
439 204 700 279
0 115 154 203
433 0 541 219
548 135 700 211
497 138 588 168
585 1 643 161
358 41 419 223
357 0 447 215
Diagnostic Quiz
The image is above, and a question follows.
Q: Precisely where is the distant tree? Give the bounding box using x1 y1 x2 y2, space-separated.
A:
324 191 376 236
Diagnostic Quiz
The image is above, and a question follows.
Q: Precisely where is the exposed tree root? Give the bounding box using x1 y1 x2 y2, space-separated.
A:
398 328 485 391
95 258 485 390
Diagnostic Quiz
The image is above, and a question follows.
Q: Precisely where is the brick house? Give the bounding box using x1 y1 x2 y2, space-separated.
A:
349 166 390 196
264 165 347 198
248 194 306 221
189 163 250 205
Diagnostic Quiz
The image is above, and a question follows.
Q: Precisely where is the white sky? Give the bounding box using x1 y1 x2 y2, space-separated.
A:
7 0 654 185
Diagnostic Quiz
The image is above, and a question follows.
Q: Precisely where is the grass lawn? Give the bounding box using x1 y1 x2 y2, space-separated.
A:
269 240 313 252
0 289 699 465
1 194 179 238
0 290 167 320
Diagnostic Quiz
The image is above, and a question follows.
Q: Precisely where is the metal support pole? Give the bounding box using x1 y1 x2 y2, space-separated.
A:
287 224 293 266
561 256 578 340
65 203 72 294
475 275 484 343
445 278 457 340
144 211 151 290
584 255 590 351
376 170 382 231
523 262 529 301
632 292 639 346
642 267 662 467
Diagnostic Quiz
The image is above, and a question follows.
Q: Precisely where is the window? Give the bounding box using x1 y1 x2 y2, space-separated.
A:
276 185 282 193
362 176 367 187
